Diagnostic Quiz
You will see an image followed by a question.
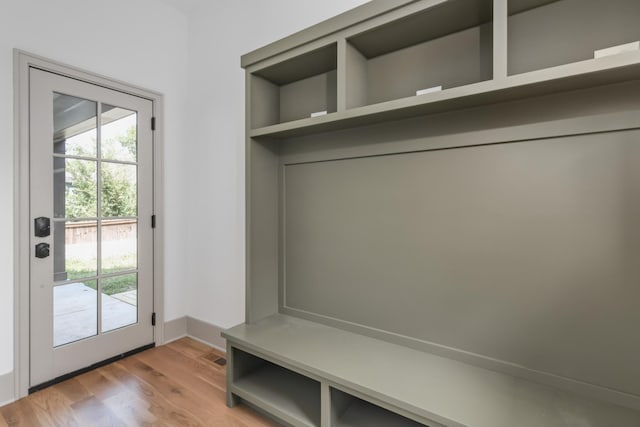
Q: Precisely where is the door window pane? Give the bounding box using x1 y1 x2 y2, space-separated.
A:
102 219 137 274
54 280 98 347
101 163 137 217
101 104 137 162
101 273 137 333
53 93 97 157
54 158 97 219
54 220 97 282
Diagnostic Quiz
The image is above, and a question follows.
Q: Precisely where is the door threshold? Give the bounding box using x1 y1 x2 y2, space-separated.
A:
28 342 155 394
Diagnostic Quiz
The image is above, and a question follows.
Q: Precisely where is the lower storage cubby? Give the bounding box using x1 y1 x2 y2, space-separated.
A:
230 347 321 427
331 388 428 427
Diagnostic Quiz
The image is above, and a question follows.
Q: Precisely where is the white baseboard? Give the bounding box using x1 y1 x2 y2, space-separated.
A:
0 371 15 407
163 316 226 352
186 317 226 351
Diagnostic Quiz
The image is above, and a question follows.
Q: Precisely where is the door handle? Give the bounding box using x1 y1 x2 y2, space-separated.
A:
34 217 51 237
35 243 50 259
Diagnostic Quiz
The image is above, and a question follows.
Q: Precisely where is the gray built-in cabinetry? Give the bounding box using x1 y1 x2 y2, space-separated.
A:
223 0 640 426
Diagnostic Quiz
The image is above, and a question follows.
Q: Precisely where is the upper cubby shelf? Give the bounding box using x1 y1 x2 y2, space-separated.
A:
250 43 337 129
246 0 640 139
250 50 640 139
346 0 493 108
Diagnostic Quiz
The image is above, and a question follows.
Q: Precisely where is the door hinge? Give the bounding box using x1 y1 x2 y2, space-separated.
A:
152 312 156 326
151 214 156 229
151 117 156 131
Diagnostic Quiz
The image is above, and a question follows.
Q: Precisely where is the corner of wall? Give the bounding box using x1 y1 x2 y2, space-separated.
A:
163 317 187 344
186 317 226 351
162 316 226 352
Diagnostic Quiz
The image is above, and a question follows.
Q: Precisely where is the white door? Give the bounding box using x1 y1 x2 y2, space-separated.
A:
29 68 155 388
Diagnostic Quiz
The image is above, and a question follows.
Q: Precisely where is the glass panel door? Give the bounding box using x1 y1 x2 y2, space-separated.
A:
30 67 154 387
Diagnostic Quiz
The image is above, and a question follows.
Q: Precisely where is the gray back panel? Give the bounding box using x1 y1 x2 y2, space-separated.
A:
280 71 337 123
284 130 640 395
366 23 493 105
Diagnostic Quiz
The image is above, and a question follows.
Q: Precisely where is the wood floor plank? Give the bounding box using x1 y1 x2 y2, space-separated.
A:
101 391 159 427
165 337 213 360
0 398 43 426
166 339 227 374
52 378 91 404
137 345 226 392
123 353 266 427
102 362 202 427
75 370 125 401
118 356 217 426
28 388 82 427
0 404 17 426
71 396 127 426
136 346 273 427
0 338 277 427
133 348 249 426
199 350 227 371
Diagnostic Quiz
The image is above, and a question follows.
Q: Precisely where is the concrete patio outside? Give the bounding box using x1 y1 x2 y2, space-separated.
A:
53 282 137 347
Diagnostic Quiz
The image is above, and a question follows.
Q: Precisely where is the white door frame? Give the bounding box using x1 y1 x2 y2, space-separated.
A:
13 50 165 399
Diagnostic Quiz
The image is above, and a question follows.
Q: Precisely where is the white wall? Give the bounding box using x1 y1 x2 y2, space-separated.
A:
0 0 368 400
0 0 191 379
184 0 370 328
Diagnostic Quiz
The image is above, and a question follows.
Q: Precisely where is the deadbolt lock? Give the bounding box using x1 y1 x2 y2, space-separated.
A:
35 243 50 259
34 217 51 237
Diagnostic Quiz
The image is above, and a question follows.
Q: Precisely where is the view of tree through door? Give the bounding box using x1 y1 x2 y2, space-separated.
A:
29 68 155 388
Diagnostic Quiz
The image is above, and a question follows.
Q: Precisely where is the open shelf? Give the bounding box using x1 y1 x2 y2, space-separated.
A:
250 51 640 138
508 0 640 75
250 43 337 128
230 347 321 427
345 0 493 108
332 389 428 427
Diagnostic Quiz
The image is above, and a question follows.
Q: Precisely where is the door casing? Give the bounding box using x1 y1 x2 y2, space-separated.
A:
13 50 165 399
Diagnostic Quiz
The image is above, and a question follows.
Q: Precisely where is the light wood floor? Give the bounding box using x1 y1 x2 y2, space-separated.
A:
0 338 278 426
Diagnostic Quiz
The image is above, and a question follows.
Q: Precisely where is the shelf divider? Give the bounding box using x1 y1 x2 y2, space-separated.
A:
493 0 508 80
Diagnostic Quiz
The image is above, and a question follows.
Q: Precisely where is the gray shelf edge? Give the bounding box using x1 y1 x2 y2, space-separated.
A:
248 53 640 139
